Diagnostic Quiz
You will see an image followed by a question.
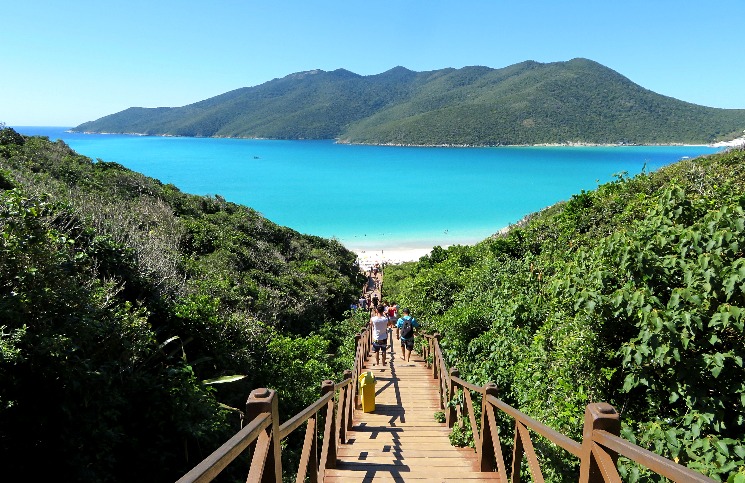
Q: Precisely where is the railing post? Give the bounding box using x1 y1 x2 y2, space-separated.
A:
353 333 362 409
579 402 620 483
365 327 372 356
246 388 282 483
511 420 524 483
446 368 459 428
355 332 363 370
319 380 337 474
432 333 441 380
479 382 498 472
424 334 431 368
339 370 352 442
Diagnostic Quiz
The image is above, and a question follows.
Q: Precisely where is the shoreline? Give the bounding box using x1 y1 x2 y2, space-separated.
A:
353 247 435 267
66 129 745 149
346 214 530 267
345 227 516 267
341 233 487 266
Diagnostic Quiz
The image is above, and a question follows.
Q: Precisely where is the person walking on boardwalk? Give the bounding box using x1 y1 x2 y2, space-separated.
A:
386 302 397 351
396 308 419 362
370 304 392 366
387 302 398 324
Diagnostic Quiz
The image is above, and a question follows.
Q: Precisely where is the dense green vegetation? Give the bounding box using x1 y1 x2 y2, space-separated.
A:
74 59 745 146
0 126 366 481
385 148 745 481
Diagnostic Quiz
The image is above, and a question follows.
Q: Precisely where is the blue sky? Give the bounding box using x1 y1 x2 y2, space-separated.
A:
3 0 744 126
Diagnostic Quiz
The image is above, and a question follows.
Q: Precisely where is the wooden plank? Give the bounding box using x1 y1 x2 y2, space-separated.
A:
325 471 500 480
325 466 499 477
328 478 500 481
325 477 500 482
331 463 482 475
337 453 478 470
346 436 459 444
345 428 450 435
340 445 464 451
341 444 466 452
337 448 477 456
324 478 499 482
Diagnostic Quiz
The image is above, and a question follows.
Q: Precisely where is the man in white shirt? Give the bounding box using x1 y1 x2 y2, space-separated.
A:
370 304 392 366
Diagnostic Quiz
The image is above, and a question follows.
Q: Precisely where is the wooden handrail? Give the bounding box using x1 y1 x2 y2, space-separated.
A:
279 391 333 439
334 376 353 392
451 374 484 394
592 430 715 483
176 412 272 483
422 333 716 483
486 394 582 457
177 327 371 482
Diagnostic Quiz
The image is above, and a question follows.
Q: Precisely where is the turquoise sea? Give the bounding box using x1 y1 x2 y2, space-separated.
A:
14 127 722 251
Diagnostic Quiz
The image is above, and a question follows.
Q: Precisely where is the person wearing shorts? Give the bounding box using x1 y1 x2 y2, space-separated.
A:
370 304 391 366
396 308 420 362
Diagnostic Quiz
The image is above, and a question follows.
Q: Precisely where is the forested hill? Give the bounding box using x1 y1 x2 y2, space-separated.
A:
0 127 366 481
73 58 745 146
384 147 745 481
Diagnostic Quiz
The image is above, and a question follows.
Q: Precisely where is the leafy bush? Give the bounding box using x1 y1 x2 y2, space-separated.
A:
384 148 745 481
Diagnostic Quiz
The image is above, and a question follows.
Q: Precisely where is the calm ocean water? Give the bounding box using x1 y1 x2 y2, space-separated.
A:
14 127 721 251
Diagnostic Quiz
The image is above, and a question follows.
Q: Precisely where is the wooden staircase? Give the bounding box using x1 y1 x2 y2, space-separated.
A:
325 346 499 482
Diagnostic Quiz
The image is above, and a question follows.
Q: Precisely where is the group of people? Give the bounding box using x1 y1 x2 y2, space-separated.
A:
353 262 420 367
369 304 419 366
351 270 382 313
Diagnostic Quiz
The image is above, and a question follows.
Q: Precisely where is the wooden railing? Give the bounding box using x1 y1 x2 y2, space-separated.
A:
422 333 716 483
177 327 372 483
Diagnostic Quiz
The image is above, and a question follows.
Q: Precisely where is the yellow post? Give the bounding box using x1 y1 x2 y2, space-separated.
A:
358 371 376 413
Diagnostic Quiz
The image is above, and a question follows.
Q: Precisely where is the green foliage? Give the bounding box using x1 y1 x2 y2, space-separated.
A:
384 148 745 481
0 187 230 480
449 418 476 448
446 389 479 448
434 411 446 423
72 60 745 146
728 469 745 483
0 124 25 159
0 132 365 480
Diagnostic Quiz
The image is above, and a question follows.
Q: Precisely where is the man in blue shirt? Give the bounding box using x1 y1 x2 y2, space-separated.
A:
396 308 420 362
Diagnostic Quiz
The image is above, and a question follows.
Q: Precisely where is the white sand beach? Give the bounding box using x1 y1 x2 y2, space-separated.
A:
353 247 434 268
711 136 745 148
346 226 513 267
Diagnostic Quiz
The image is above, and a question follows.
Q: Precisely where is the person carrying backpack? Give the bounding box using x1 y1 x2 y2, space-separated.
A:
396 308 419 362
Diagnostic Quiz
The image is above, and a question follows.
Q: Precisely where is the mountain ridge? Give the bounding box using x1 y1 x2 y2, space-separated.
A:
73 58 745 145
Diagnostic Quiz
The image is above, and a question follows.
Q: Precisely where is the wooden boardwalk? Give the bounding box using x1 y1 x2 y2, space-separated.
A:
325 342 499 482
